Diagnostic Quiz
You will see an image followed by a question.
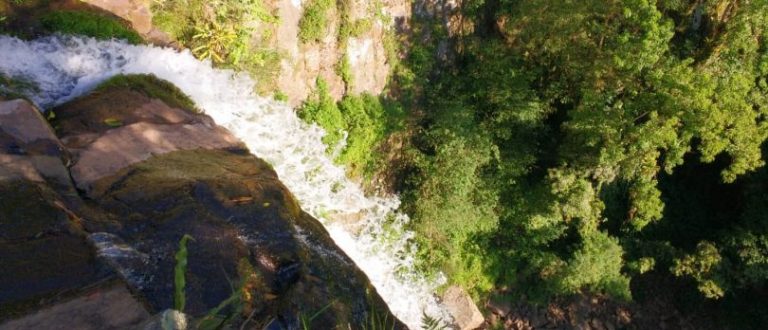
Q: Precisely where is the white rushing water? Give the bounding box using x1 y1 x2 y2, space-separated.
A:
0 35 450 328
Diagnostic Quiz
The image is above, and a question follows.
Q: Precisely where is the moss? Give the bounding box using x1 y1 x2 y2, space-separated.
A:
39 10 142 44
95 74 200 113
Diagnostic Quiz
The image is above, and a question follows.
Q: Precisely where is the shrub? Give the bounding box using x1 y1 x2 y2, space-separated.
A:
298 78 345 147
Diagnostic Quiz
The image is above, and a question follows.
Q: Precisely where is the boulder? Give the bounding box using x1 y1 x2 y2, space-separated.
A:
441 285 484 330
47 75 405 328
0 99 111 321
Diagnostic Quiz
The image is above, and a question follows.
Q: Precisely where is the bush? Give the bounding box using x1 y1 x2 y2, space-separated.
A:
40 11 142 44
336 93 388 177
298 78 345 148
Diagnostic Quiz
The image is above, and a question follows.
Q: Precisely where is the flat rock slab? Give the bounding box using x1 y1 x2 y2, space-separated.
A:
0 283 150 330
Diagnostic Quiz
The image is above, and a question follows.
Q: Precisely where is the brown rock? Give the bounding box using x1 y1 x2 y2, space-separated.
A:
0 283 150 330
486 297 513 317
0 99 60 145
441 285 484 330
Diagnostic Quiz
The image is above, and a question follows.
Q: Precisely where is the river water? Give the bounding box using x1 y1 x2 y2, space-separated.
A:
0 35 451 328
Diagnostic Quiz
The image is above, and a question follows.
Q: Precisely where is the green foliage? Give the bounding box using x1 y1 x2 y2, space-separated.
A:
273 90 288 102
299 79 403 178
420 311 448 330
152 0 281 93
39 10 142 44
395 0 768 311
299 78 345 147
335 93 391 177
554 232 631 300
298 0 334 43
173 234 194 312
196 291 241 330
672 241 726 299
362 307 396 330
336 55 352 88
95 74 200 113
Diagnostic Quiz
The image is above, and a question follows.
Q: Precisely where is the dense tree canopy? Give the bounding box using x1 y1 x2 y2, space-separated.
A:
393 0 768 325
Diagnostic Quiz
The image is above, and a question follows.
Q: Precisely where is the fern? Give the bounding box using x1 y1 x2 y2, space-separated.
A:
420 311 448 330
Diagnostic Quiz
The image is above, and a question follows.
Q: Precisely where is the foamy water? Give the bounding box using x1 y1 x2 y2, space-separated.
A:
0 35 450 328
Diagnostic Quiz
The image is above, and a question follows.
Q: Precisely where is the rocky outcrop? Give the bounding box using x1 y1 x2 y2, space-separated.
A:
0 99 110 321
0 75 404 329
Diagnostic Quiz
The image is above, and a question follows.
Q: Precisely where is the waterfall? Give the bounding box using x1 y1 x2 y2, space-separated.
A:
0 35 452 328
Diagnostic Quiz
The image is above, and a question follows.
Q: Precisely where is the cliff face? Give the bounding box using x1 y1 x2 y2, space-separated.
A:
0 75 404 329
89 0 410 105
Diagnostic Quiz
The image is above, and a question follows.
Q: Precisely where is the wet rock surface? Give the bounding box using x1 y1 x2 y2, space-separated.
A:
0 77 404 328
0 282 150 330
0 99 109 321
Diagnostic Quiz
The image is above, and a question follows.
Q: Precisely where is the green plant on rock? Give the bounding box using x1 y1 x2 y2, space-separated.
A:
173 234 194 312
191 19 249 65
299 302 333 330
39 10 143 44
336 55 352 91
298 0 334 43
298 78 346 148
152 0 281 83
95 74 200 113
